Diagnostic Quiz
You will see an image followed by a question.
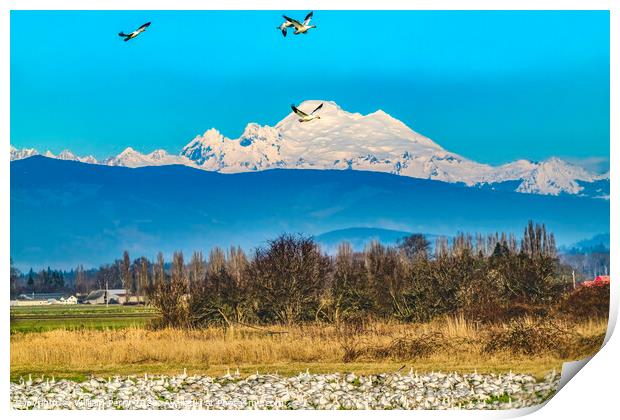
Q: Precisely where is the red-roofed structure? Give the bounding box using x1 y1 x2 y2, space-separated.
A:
581 275 610 288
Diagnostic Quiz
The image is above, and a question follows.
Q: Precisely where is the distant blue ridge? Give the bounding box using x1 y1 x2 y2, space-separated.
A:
10 156 609 270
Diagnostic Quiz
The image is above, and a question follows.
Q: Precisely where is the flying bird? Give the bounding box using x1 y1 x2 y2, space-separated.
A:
118 22 151 42
276 19 294 37
282 12 316 35
291 103 323 122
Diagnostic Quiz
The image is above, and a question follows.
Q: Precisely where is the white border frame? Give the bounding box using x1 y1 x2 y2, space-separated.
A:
1 2 616 419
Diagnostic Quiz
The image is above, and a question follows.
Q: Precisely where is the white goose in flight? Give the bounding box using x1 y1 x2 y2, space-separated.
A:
276 19 293 37
291 103 323 122
118 22 151 42
283 12 316 35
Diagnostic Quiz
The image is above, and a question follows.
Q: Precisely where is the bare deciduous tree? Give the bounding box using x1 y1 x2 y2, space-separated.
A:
75 264 86 295
189 251 207 294
153 252 165 287
248 234 330 325
120 251 132 304
171 251 186 288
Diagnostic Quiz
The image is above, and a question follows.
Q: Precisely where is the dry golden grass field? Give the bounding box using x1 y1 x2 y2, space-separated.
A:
10 316 607 381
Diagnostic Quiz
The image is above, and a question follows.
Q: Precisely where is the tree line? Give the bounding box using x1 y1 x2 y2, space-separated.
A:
10 262 67 296
142 221 578 327
12 221 602 327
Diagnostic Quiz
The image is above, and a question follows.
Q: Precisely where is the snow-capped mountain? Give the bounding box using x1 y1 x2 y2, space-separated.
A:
56 149 98 164
9 100 609 197
177 100 608 196
515 157 602 196
11 146 98 164
104 147 191 168
10 145 38 161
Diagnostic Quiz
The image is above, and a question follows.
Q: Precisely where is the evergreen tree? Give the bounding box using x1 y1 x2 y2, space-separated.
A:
26 268 34 291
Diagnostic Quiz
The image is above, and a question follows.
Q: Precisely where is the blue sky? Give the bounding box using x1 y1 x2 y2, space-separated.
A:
11 10 609 170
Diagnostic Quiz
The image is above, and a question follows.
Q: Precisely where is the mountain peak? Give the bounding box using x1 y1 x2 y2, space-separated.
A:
119 146 139 156
58 149 77 160
368 109 390 118
9 102 607 198
299 99 341 110
10 146 38 161
180 129 225 166
513 156 599 196
80 155 98 164
201 128 224 143
148 149 171 159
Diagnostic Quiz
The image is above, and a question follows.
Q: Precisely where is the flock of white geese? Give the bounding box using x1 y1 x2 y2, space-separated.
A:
119 13 323 123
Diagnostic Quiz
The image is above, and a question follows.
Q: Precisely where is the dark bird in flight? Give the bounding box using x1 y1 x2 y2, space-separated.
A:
282 12 316 35
118 22 151 42
291 102 323 122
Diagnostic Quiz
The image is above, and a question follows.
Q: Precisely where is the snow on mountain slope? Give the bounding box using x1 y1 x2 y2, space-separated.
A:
178 100 608 195
56 149 99 164
10 146 99 164
79 155 99 164
180 126 286 172
10 145 38 161
516 158 602 196
182 102 441 173
181 101 494 182
9 101 609 197
104 147 191 168
10 144 191 168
